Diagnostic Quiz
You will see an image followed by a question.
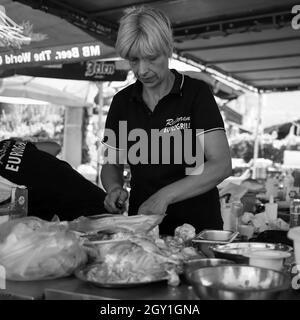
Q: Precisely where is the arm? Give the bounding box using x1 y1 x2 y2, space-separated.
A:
101 163 124 193
100 92 129 213
100 149 128 213
138 130 232 215
163 130 232 202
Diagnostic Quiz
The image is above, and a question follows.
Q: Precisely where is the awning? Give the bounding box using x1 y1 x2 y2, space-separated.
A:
12 0 299 92
182 71 244 100
0 76 97 107
0 0 116 75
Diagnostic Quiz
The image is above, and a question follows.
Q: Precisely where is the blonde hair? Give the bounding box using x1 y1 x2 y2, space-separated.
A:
115 6 173 59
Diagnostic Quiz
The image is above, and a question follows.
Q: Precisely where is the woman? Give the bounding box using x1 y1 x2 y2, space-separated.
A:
101 6 232 235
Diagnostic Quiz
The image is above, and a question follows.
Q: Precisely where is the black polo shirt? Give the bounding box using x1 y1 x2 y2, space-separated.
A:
103 69 225 234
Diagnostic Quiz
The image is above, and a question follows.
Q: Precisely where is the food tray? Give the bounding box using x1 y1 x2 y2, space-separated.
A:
192 230 239 245
75 263 169 288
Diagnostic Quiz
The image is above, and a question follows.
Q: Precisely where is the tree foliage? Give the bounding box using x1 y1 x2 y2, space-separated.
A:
230 133 300 163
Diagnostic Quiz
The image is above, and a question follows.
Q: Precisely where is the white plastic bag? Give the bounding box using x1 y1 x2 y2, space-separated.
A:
0 217 87 280
69 214 165 234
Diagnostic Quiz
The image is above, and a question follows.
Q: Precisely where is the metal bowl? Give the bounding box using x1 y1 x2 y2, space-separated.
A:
192 230 239 244
188 265 290 300
183 258 234 281
211 242 293 263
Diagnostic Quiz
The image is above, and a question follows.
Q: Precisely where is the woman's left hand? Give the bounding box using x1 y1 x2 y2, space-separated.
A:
137 191 171 215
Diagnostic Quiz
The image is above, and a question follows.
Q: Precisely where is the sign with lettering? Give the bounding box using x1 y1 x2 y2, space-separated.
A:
1 60 129 81
0 42 105 69
62 60 128 81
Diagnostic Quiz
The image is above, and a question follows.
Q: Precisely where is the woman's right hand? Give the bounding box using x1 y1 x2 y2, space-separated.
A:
104 186 128 214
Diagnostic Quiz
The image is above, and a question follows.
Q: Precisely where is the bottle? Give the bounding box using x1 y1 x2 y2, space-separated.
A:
290 198 300 228
292 170 300 199
285 170 297 201
265 176 279 199
230 201 243 232
277 184 284 201
265 195 278 222
221 200 232 231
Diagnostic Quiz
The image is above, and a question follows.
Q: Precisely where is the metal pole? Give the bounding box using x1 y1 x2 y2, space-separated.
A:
95 82 103 186
252 92 263 179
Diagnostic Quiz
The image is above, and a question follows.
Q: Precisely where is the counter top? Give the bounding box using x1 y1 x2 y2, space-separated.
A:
1 230 299 300
2 275 198 300
2 271 300 300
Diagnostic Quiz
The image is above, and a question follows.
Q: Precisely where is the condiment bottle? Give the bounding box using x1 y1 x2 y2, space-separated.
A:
285 170 296 202
290 198 300 228
265 176 279 199
265 195 278 222
230 201 243 232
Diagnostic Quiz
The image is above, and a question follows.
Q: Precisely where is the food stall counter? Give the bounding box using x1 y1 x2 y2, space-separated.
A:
1 276 198 300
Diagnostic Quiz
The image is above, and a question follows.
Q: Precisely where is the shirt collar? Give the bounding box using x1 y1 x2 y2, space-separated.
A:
131 69 184 102
169 69 184 96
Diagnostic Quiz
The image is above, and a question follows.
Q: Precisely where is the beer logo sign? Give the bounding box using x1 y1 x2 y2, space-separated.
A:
85 61 115 79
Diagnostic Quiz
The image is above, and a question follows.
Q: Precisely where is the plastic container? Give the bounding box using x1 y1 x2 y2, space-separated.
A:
221 203 232 231
238 224 255 240
265 177 279 199
284 171 294 201
245 249 291 271
265 195 278 222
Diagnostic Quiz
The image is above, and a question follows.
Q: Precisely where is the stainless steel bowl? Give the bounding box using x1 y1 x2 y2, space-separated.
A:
212 242 293 263
183 258 234 281
188 265 290 300
192 230 239 245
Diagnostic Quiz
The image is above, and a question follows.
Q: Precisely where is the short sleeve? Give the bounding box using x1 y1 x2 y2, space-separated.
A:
191 81 225 135
102 93 125 150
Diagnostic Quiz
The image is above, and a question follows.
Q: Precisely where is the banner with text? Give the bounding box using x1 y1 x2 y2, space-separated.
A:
0 42 107 69
5 60 129 81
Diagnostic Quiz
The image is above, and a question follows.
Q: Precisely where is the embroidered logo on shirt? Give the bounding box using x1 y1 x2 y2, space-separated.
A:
163 116 191 133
